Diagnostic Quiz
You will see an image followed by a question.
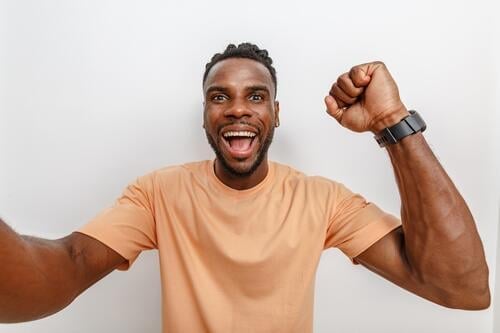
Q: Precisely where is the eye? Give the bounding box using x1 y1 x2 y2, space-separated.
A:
249 94 263 101
211 94 228 102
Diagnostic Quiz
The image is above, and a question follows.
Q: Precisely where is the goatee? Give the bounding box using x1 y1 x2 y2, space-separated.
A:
205 126 274 178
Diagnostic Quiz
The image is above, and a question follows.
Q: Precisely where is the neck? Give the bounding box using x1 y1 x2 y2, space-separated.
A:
214 157 269 190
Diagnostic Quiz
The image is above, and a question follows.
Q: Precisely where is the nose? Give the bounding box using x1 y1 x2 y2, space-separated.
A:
224 99 252 119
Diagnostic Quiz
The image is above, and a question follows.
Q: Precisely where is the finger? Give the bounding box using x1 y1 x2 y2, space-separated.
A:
337 73 364 98
349 65 372 88
329 83 357 106
324 95 344 123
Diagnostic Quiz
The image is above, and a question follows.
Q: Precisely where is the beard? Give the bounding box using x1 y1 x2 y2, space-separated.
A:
205 125 275 178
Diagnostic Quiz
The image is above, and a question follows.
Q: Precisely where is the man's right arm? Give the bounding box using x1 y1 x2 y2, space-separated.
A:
0 218 126 323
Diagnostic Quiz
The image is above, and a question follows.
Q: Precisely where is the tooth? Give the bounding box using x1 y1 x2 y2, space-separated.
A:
223 130 257 138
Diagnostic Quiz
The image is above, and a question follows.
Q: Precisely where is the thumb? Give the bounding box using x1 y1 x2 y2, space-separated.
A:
324 95 344 123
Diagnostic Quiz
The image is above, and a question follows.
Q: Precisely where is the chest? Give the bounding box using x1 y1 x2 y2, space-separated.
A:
156 185 328 301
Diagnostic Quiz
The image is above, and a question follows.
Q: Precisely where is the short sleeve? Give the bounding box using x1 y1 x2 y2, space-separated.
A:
77 175 157 270
323 183 401 262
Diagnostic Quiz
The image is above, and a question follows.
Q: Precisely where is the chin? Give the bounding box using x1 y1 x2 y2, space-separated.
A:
220 155 262 177
205 128 273 178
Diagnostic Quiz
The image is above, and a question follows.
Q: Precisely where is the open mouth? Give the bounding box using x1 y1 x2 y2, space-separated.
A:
221 130 258 159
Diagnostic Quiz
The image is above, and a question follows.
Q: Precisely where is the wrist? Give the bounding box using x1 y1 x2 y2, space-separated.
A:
370 105 410 134
374 110 427 148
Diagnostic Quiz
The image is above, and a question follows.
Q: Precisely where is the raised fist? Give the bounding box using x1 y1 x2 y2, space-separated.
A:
325 61 409 133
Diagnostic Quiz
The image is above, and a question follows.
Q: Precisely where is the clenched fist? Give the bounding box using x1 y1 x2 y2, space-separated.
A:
325 61 410 134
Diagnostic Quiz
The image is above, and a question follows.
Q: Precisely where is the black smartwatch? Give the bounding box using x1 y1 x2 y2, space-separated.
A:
374 110 426 148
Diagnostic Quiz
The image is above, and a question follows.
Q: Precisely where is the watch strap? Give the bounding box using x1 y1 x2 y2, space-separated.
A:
374 110 426 148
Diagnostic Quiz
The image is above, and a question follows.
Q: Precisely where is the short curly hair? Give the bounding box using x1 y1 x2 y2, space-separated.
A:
203 42 277 95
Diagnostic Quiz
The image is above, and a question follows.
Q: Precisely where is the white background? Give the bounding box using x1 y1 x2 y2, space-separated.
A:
0 0 498 332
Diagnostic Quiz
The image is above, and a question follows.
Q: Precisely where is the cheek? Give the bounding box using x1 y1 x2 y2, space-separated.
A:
258 108 275 127
202 113 212 133
203 111 219 134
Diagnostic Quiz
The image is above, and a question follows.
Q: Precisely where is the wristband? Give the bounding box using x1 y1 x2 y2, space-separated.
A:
374 110 426 148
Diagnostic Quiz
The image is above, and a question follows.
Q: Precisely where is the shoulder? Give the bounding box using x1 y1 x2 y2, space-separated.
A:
270 161 342 194
136 160 211 189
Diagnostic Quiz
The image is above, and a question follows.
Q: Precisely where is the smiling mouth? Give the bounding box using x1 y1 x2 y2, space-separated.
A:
221 130 258 159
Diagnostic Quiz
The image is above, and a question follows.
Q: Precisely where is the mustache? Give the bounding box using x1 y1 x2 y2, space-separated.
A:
217 121 260 134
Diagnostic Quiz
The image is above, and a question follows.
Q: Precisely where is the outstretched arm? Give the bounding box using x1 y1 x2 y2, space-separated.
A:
0 218 126 322
324 62 490 309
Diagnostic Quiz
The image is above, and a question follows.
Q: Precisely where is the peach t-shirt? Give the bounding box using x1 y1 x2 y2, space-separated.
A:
78 160 400 332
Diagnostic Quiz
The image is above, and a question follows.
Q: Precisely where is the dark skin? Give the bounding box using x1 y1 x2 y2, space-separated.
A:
324 62 490 309
0 224 124 322
0 58 489 323
203 58 280 190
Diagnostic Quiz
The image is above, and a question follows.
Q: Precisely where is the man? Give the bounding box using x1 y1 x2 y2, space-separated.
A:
0 43 490 332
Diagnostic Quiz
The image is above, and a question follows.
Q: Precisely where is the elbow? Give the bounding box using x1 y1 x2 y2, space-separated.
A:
471 291 491 310
439 268 491 310
442 287 491 310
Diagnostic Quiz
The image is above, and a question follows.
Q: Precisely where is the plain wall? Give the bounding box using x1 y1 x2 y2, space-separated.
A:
493 14 500 333
495 204 500 333
0 0 498 332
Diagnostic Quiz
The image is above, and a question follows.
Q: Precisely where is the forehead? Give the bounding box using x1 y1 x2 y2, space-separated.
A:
203 58 274 92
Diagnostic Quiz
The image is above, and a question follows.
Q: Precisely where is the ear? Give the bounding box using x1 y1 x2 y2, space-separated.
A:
274 101 280 128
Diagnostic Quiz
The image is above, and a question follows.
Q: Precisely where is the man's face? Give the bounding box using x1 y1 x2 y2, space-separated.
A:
203 58 279 177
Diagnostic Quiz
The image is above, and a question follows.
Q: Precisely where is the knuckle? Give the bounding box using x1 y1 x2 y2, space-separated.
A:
329 82 337 94
331 83 340 94
338 73 349 82
337 74 350 88
349 66 364 79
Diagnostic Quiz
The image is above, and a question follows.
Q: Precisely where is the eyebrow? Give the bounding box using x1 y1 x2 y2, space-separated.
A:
205 86 228 95
205 85 271 95
246 85 270 94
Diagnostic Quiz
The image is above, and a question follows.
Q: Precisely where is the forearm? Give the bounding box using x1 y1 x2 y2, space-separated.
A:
386 133 490 308
0 219 78 322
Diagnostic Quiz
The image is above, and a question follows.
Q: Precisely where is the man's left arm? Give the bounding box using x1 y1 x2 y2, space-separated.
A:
325 61 490 310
